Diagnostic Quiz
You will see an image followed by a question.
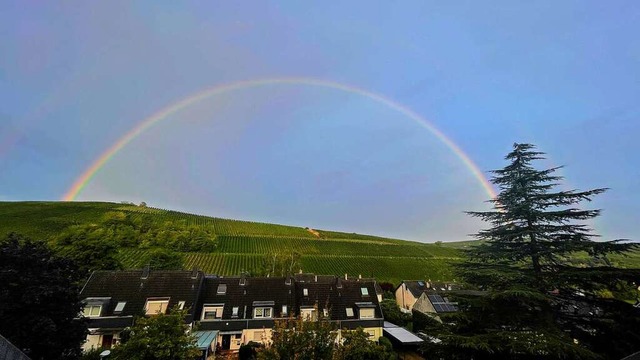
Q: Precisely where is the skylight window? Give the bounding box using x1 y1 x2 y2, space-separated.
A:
361 287 369 296
232 306 239 317
346 307 354 317
303 288 308 296
114 301 126 313
217 284 227 295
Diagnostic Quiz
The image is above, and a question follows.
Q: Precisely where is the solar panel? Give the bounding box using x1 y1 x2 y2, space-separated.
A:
428 295 444 303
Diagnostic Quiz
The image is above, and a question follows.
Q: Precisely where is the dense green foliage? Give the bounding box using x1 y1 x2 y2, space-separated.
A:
380 299 411 327
424 144 640 360
111 307 199 360
257 318 394 360
1 201 638 285
0 201 464 283
0 233 87 360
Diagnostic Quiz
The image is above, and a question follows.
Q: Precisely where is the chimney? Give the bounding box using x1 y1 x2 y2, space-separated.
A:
344 273 348 280
336 277 343 289
358 274 362 280
141 265 150 279
240 273 246 286
315 275 318 282
190 267 198 279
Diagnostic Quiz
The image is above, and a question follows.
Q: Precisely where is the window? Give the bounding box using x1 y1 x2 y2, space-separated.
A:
359 308 374 319
145 299 169 315
323 308 329 318
301 308 316 321
202 305 224 320
361 287 369 296
303 288 308 296
345 307 354 317
113 302 126 313
232 306 239 317
253 331 266 342
254 307 272 318
366 330 376 338
83 305 102 317
282 305 288 316
177 301 185 310
217 284 227 295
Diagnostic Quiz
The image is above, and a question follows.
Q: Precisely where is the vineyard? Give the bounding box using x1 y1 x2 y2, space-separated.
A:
2 201 639 285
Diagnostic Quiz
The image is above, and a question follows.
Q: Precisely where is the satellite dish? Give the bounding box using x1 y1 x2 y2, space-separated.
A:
99 350 111 358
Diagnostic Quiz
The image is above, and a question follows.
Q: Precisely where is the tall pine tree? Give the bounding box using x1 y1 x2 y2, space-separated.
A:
422 143 640 359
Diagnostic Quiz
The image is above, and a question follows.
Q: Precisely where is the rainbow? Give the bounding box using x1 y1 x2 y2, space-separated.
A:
62 77 496 201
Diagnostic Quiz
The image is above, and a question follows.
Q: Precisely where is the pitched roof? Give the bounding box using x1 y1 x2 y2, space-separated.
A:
197 276 296 320
80 269 204 323
296 277 383 321
400 280 460 298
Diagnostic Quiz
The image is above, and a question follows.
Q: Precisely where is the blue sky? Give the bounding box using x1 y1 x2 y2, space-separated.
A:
1 1 638 242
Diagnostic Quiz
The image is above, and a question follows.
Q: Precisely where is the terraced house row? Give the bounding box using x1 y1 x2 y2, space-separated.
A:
79 268 385 357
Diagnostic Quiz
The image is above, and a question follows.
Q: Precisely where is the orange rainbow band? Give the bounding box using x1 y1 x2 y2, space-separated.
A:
62 77 496 201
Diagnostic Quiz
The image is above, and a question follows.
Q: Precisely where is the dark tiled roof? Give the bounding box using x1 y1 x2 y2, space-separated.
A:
80 269 204 324
400 281 459 298
197 276 296 321
296 277 382 321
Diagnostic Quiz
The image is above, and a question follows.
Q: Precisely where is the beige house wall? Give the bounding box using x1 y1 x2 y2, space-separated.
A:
395 283 417 311
82 334 102 351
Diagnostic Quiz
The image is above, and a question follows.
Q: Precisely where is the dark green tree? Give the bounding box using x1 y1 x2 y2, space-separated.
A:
333 329 396 360
0 233 87 360
59 237 122 277
423 143 640 359
257 317 337 360
144 248 184 270
380 299 411 326
110 307 199 360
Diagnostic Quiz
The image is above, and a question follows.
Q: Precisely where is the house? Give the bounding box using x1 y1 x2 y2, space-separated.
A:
294 273 385 341
195 274 296 352
395 280 458 313
79 268 205 351
412 291 458 316
79 270 385 355
196 273 385 351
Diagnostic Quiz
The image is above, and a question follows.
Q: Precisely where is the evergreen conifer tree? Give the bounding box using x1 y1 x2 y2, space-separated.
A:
422 143 640 359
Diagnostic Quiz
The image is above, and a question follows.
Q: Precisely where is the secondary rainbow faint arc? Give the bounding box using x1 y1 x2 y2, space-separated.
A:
63 77 497 201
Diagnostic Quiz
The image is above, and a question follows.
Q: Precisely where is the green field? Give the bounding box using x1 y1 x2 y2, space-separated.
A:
1 201 637 285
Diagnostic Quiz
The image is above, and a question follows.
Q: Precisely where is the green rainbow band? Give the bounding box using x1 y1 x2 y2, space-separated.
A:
62 77 496 201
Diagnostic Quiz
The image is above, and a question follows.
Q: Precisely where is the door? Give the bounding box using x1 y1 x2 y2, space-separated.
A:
221 334 231 350
101 334 113 349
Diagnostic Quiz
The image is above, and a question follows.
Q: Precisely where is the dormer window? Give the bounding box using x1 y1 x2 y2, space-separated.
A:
361 287 369 296
217 284 227 295
114 302 126 314
202 304 224 320
145 298 169 315
83 305 102 317
359 308 374 319
254 307 272 318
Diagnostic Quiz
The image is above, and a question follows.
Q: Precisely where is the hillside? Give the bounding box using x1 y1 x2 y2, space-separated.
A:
0 201 462 284
2 201 638 285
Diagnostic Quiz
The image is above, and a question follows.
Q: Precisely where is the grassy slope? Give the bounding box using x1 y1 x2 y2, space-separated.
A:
0 201 462 284
2 201 637 284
